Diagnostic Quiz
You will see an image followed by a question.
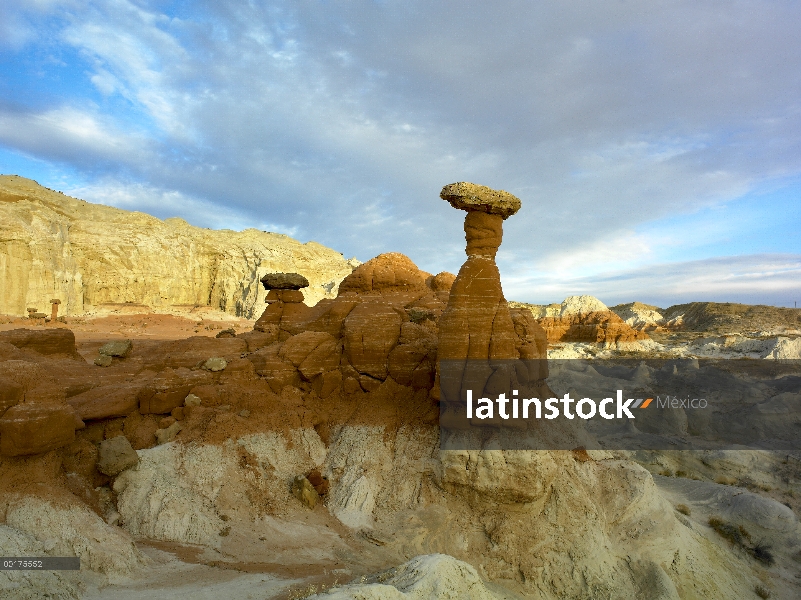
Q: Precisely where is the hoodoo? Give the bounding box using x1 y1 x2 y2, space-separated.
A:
437 182 547 405
254 272 313 337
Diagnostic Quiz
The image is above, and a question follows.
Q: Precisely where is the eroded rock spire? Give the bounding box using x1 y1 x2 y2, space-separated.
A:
437 182 522 403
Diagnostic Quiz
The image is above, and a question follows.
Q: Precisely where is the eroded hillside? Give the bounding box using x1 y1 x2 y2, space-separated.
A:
0 175 357 319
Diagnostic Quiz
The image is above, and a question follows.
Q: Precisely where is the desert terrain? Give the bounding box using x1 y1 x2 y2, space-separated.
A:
1 179 800 599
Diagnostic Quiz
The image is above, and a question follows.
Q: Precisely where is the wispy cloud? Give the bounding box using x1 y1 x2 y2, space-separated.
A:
0 106 153 166
504 254 801 308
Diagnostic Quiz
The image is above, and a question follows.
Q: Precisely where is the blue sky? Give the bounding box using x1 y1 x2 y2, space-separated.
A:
1 0 800 308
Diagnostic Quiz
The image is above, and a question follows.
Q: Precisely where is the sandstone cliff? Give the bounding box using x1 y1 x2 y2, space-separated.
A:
0 175 357 318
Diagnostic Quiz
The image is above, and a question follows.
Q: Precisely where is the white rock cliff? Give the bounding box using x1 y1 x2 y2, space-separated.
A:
0 176 357 318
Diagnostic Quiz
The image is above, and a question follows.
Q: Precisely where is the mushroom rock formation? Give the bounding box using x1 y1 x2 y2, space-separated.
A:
437 182 543 404
254 272 312 339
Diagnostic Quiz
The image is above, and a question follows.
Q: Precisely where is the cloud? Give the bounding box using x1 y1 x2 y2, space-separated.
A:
0 0 800 304
504 254 801 308
0 105 153 168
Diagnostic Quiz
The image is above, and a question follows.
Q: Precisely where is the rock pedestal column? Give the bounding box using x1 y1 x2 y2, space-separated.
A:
254 273 312 338
437 182 522 404
50 299 61 322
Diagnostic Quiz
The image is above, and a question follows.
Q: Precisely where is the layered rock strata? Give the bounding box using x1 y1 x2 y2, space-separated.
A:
0 175 357 318
513 296 650 345
538 310 650 345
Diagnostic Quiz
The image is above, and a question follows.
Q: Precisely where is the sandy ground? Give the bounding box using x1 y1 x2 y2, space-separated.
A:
77 494 399 599
0 309 255 361
83 545 300 600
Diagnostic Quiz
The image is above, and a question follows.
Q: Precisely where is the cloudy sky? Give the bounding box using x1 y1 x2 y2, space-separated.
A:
1 0 800 308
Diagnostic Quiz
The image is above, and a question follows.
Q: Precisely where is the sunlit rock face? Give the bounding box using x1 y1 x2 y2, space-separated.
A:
0 175 356 318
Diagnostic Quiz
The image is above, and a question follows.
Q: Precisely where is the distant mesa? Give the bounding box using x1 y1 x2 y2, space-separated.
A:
440 181 521 219
511 295 649 345
260 272 310 290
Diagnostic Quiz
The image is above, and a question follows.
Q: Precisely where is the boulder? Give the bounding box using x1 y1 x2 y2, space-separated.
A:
184 394 202 407
202 357 227 372
155 421 182 445
260 272 309 290
97 436 140 476
298 338 341 380
440 181 521 218
0 403 76 456
306 470 329 496
279 331 334 366
67 384 141 421
94 355 113 367
98 339 133 357
277 331 341 380
387 338 436 389
292 475 320 509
